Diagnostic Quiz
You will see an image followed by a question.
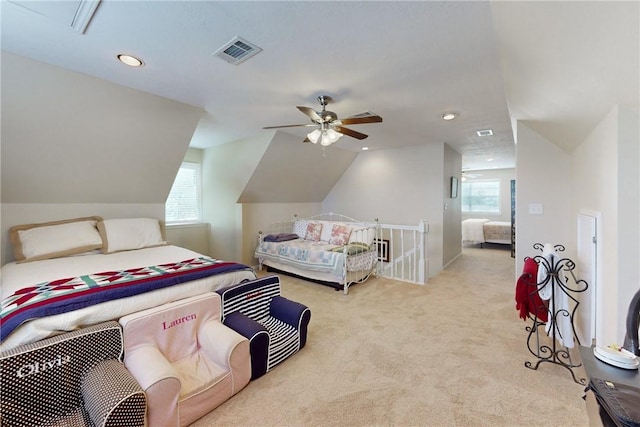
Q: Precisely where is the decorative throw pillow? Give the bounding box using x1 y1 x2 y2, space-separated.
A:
329 224 352 246
293 220 309 239
331 242 371 255
305 222 322 241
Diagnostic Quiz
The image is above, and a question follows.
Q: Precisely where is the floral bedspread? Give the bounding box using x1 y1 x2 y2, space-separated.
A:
255 239 376 276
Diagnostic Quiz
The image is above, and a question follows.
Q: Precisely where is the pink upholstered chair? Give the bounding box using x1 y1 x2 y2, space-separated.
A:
119 292 251 427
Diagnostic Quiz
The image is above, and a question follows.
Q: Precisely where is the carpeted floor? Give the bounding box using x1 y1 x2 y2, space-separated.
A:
192 245 590 427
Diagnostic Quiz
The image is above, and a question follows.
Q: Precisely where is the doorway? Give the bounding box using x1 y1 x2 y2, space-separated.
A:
576 211 601 346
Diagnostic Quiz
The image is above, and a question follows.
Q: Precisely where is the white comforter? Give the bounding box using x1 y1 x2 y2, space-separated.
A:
461 218 490 244
1 245 256 351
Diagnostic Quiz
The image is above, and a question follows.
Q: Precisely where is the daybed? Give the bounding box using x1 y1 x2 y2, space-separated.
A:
462 218 512 247
254 213 379 294
1 216 256 351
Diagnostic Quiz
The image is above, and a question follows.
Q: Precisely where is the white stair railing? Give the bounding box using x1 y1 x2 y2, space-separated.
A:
375 220 428 284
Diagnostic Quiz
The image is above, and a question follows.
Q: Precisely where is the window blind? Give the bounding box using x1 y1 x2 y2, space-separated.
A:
165 162 201 224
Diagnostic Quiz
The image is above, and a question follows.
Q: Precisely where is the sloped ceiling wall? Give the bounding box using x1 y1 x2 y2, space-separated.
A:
238 131 358 203
1 52 203 203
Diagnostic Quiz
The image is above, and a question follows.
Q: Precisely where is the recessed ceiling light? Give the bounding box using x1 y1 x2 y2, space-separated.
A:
441 112 458 121
117 54 144 67
362 147 369 151
477 129 493 137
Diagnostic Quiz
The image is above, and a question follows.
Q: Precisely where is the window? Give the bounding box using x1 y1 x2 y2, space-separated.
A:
461 180 500 214
165 162 201 224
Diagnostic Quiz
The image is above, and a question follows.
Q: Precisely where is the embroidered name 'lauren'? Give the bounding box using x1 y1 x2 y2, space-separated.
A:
16 355 71 378
162 313 196 330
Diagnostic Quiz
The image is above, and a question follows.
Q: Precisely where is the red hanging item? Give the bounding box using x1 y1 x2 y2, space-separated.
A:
515 257 548 322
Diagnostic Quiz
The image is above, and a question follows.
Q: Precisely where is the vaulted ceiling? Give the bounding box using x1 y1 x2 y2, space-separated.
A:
1 1 638 171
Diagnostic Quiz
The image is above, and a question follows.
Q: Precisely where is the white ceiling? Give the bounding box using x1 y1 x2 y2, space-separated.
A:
2 1 637 171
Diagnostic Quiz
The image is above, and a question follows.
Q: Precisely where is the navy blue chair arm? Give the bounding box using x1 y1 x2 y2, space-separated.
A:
223 311 266 340
223 312 269 380
270 296 311 348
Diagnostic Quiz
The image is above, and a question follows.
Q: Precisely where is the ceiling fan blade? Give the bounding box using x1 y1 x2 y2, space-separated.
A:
263 123 318 129
334 126 368 140
339 115 383 125
297 106 322 122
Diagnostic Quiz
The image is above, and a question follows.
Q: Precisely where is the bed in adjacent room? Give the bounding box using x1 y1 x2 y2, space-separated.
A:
462 218 512 246
1 216 256 351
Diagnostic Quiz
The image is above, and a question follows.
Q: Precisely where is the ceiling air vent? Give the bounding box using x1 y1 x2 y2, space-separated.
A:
213 36 262 65
347 111 380 119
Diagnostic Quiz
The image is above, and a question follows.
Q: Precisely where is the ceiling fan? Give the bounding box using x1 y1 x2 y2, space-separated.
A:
263 95 382 146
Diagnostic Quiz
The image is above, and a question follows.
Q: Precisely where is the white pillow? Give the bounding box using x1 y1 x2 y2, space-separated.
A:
98 218 166 253
293 220 309 239
10 217 103 262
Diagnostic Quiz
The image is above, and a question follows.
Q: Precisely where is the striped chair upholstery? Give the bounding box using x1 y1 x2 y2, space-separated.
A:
217 275 311 380
0 321 146 427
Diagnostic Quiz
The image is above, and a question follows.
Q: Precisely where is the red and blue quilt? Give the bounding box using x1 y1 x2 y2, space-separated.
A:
1 257 250 342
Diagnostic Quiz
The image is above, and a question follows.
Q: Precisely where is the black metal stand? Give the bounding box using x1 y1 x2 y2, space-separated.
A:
523 243 589 385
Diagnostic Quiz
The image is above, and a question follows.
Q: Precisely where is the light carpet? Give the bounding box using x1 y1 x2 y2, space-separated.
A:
193 245 589 427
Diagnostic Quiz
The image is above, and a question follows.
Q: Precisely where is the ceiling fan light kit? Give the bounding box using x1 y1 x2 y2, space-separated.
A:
307 127 343 146
264 95 383 148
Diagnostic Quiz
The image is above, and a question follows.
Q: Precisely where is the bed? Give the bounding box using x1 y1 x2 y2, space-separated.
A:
462 218 512 246
254 213 379 294
1 217 256 351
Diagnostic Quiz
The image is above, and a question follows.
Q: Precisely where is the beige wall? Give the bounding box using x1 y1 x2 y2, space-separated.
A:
165 223 210 255
443 144 462 267
322 143 446 277
570 105 639 345
1 52 203 204
201 133 272 261
515 122 571 272
238 132 358 203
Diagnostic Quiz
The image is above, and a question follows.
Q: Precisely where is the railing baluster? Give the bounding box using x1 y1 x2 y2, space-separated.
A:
376 221 428 285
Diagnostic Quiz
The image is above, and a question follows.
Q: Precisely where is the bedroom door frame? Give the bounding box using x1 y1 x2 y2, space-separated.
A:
577 210 601 346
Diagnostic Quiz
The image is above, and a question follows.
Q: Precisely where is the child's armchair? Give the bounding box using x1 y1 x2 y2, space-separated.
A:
217 275 311 379
0 321 146 427
119 292 251 427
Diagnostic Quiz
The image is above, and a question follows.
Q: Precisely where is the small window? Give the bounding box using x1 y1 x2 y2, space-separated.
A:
461 180 501 214
165 162 201 224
